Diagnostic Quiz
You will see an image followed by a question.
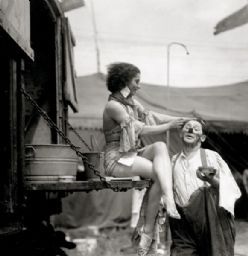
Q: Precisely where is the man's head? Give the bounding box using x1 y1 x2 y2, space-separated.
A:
180 119 206 148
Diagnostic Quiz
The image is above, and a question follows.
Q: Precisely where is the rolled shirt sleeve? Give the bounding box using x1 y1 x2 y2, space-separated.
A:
207 150 241 215
216 153 242 215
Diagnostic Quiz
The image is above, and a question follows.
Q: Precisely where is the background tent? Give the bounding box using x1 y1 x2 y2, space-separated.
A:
70 72 248 133
53 73 248 229
69 73 248 172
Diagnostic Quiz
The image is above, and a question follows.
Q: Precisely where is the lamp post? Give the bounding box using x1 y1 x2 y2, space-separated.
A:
166 42 189 152
90 0 101 73
164 42 190 254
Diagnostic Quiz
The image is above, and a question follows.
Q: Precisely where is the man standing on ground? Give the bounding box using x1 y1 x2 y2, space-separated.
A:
169 119 241 256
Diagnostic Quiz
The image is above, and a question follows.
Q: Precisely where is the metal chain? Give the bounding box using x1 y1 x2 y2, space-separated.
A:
20 88 113 188
67 122 92 151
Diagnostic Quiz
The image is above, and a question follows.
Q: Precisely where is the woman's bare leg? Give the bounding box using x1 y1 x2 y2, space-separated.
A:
146 142 180 218
113 156 161 234
143 179 161 234
131 142 179 219
114 141 180 230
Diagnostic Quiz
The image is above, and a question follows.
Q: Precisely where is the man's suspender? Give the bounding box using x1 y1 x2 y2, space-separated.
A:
200 148 208 168
172 148 208 182
173 148 208 170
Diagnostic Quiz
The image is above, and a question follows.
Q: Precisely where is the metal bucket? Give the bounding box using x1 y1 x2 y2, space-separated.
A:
82 152 105 179
25 144 79 183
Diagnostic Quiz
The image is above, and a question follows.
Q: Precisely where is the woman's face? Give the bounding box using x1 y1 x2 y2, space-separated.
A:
127 73 141 95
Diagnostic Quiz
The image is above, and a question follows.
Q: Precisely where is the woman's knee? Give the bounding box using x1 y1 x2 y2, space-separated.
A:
152 141 168 154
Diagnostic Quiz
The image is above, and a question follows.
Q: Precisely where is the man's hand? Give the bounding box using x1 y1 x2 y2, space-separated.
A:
196 167 219 187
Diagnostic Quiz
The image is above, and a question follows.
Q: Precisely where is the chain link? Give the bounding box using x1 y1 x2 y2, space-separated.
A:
20 88 112 188
67 122 92 151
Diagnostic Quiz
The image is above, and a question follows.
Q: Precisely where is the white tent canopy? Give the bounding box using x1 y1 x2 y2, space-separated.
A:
70 73 248 134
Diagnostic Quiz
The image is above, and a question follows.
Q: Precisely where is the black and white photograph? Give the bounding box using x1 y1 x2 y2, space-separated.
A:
0 0 248 255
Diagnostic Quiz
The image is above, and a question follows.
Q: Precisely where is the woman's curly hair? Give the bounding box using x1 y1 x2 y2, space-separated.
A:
106 62 140 93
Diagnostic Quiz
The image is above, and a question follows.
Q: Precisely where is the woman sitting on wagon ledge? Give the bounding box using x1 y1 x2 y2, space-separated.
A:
102 62 190 255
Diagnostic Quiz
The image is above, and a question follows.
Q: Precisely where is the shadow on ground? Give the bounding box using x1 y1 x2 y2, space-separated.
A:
62 220 248 256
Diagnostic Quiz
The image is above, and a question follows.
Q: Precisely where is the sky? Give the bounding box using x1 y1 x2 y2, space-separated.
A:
66 0 248 87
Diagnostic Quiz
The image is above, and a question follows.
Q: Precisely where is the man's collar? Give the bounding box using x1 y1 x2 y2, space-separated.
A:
181 147 201 159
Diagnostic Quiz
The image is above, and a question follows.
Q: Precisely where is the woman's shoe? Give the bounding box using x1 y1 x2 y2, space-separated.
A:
137 232 153 256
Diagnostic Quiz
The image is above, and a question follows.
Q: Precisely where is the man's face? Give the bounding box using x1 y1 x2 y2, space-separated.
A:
181 120 206 147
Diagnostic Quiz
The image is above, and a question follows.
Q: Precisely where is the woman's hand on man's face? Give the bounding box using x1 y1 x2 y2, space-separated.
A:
169 118 187 129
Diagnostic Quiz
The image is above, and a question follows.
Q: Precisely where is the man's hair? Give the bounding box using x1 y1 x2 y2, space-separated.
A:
183 118 207 134
106 62 140 93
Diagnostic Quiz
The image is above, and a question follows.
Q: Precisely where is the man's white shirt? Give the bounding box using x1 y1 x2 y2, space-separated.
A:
172 148 241 215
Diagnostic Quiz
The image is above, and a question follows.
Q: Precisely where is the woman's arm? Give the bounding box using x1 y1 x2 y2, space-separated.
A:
133 98 192 124
150 111 193 124
105 101 130 124
151 111 181 123
140 118 186 135
106 100 186 135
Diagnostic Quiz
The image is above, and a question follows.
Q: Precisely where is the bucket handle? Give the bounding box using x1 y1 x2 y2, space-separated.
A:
25 146 36 158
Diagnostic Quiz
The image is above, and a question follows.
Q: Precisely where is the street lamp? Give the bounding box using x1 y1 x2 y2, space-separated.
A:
164 41 190 253
166 42 189 152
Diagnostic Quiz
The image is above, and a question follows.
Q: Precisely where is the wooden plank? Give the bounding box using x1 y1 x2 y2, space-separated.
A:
24 179 151 192
8 59 18 213
63 18 78 113
17 59 26 204
55 17 63 143
0 0 30 42
43 0 57 22
46 0 64 17
60 0 85 12
0 0 33 59
0 224 22 236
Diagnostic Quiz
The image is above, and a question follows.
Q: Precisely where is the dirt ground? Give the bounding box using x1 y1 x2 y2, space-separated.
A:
61 220 248 256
